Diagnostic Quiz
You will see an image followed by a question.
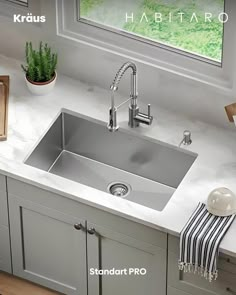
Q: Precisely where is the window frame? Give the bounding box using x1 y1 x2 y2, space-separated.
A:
57 0 236 91
0 0 40 18
5 0 28 7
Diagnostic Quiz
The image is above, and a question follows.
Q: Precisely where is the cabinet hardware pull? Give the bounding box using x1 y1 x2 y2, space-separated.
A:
74 223 83 230
87 227 102 294
87 228 96 235
227 287 236 294
220 256 236 266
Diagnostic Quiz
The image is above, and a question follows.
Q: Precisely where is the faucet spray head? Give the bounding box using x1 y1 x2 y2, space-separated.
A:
107 107 119 132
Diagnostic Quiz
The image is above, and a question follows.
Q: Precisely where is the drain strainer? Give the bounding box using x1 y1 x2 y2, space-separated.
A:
107 182 131 198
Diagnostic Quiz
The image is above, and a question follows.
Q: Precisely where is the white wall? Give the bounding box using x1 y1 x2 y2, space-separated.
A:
0 0 236 129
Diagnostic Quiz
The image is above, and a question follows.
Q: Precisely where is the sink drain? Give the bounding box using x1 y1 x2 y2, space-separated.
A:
107 182 131 198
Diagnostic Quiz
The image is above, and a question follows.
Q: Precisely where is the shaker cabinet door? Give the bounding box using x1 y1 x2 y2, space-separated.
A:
87 221 166 295
8 194 87 295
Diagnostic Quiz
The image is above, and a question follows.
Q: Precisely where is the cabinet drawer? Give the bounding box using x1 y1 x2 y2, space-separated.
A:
169 235 236 273
0 225 11 273
168 286 191 295
168 235 236 295
218 254 236 275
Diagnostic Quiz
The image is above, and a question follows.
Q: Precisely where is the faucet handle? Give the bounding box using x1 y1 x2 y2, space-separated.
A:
148 104 151 117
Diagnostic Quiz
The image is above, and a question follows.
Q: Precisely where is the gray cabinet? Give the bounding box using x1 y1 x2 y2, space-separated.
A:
7 177 167 295
168 235 236 295
6 176 236 295
8 194 87 295
0 175 11 273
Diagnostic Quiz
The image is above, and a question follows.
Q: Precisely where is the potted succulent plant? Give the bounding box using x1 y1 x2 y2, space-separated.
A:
22 41 58 95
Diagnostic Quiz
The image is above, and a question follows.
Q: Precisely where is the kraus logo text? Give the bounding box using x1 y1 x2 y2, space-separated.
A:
13 13 46 23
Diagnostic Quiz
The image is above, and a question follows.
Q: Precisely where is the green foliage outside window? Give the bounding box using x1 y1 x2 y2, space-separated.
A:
80 0 224 61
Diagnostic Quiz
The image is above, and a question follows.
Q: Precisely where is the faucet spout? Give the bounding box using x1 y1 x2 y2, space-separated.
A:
108 62 138 132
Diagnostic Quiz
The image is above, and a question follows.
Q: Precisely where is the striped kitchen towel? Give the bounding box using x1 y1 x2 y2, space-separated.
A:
179 202 235 282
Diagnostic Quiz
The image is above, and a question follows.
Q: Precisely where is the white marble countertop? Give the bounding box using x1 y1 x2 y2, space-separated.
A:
1 55 236 257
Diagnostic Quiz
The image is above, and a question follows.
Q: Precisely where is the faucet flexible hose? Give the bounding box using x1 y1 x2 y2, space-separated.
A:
110 62 137 91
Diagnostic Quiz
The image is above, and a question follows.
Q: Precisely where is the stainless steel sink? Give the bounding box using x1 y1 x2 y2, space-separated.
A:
25 109 197 211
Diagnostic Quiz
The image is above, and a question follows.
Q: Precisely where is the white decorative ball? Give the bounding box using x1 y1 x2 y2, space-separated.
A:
207 187 236 216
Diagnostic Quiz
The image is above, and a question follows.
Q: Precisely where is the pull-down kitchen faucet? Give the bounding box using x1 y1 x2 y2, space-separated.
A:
108 62 153 132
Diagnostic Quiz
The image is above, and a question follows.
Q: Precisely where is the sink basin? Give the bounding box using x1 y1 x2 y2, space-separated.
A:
25 109 197 211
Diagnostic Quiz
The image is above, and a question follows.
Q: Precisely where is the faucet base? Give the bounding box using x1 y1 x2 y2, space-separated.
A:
129 106 153 127
129 106 140 128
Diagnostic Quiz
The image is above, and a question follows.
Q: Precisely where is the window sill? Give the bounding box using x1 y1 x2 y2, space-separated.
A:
57 23 233 94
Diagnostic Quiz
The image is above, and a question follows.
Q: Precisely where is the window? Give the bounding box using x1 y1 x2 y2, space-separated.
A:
79 0 225 63
57 0 235 89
